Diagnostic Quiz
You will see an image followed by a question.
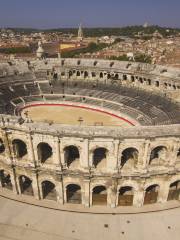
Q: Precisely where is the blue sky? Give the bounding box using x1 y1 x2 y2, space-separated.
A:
0 0 180 28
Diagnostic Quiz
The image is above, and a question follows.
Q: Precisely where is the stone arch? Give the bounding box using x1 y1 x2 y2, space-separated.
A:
19 175 33 196
123 74 127 80
0 170 13 190
114 73 119 80
107 73 111 79
76 71 81 77
66 184 81 204
149 146 167 165
144 184 159 205
155 81 159 87
131 76 135 82
118 186 134 206
37 142 53 164
99 72 103 78
92 147 108 169
64 145 80 168
92 185 107 206
120 147 138 169
168 181 180 201
0 138 5 154
84 71 88 78
12 139 27 159
69 71 73 78
41 180 56 201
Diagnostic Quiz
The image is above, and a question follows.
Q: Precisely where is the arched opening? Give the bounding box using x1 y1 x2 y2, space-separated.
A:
66 184 81 204
131 76 135 82
149 146 167 165
53 73 58 80
92 186 107 206
0 170 12 190
121 148 138 169
69 71 73 78
64 146 80 168
118 186 134 206
41 181 56 201
12 139 27 159
37 142 53 164
93 148 107 169
168 181 180 201
107 73 111 79
144 184 159 205
19 175 33 196
84 71 88 78
114 73 119 80
76 71 81 77
92 72 96 77
147 79 151 85
155 81 159 87
0 139 5 154
99 72 103 78
123 74 127 80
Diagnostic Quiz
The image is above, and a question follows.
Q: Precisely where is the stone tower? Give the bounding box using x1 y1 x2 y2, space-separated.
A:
36 41 45 59
78 23 83 42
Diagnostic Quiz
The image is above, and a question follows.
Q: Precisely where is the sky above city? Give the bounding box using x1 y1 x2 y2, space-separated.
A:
0 0 180 29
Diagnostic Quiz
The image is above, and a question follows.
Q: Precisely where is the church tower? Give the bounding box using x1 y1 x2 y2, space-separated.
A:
77 23 83 42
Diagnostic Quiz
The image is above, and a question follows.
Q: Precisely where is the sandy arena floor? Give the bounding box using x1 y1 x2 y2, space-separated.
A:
21 104 133 127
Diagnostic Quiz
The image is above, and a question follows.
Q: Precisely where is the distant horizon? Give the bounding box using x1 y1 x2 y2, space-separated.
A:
1 24 180 30
0 0 180 29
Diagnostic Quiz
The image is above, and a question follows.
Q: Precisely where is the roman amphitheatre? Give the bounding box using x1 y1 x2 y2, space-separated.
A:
0 57 180 239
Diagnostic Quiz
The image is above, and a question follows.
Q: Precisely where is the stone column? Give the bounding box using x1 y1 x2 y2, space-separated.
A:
137 140 150 170
107 140 119 173
15 173 21 195
59 140 66 168
10 168 19 194
32 172 40 200
28 133 36 165
80 139 89 169
55 175 64 204
109 178 118 208
168 141 179 167
158 182 169 203
3 131 13 164
133 189 145 207
82 178 90 207
53 137 61 168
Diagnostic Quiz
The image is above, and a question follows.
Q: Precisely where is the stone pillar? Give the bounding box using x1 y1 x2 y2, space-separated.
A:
133 189 145 207
59 140 66 168
158 182 169 203
107 187 112 207
82 178 90 207
10 168 19 194
32 172 40 200
3 131 13 164
15 174 21 195
80 139 89 169
55 175 64 204
28 133 36 165
137 140 150 170
169 141 179 167
53 137 61 167
107 140 119 173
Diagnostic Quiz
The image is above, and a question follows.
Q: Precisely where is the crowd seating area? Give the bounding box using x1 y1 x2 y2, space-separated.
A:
0 73 179 126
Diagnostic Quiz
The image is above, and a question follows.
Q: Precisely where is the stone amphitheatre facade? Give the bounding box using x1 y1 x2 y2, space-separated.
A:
0 58 179 210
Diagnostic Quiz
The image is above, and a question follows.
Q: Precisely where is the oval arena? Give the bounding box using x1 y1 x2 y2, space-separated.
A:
0 58 180 211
